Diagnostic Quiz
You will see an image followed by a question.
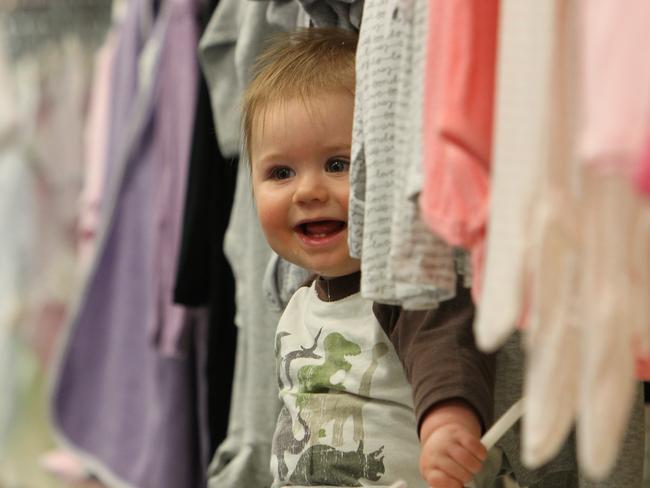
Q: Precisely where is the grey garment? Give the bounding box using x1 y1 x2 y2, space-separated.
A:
297 0 363 30
494 334 645 487
198 0 286 158
263 253 311 313
349 0 458 309
265 0 300 31
208 158 281 488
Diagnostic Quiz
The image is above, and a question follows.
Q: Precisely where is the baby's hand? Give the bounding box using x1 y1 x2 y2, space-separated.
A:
419 423 487 488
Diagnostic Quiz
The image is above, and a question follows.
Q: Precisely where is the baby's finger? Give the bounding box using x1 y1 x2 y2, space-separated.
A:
433 456 474 485
456 431 488 461
422 468 464 488
447 443 484 474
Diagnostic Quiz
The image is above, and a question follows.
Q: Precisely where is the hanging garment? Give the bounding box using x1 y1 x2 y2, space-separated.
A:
78 31 118 269
386 0 473 310
51 1 207 487
572 0 650 478
419 0 498 303
266 0 301 31
349 0 458 310
173 6 238 453
521 0 583 470
206 161 281 488
473 0 551 352
576 172 643 480
296 0 363 30
198 0 286 158
476 0 647 481
577 0 650 365
578 0 650 177
493 335 645 488
634 135 650 196
198 2 300 486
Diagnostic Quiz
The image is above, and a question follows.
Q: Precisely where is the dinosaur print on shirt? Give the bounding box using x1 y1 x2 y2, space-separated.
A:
270 283 424 488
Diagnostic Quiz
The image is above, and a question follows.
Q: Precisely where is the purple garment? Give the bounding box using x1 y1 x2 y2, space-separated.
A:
149 0 198 357
51 1 205 487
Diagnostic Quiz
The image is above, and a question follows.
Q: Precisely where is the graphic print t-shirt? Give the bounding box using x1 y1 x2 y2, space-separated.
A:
271 282 426 488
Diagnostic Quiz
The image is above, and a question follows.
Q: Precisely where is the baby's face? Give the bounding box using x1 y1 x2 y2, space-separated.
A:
251 91 360 278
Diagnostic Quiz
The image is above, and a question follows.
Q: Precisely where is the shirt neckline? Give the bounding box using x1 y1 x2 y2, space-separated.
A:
314 271 361 302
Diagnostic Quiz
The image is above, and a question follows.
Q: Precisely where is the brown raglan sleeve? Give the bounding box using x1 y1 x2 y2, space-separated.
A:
373 286 495 434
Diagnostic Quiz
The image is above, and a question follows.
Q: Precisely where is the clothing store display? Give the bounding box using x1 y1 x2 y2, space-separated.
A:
0 1 647 487
51 1 207 487
350 0 459 310
271 272 493 488
419 0 498 303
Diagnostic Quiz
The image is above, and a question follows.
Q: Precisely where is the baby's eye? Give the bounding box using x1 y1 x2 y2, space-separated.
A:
325 158 350 173
269 166 295 180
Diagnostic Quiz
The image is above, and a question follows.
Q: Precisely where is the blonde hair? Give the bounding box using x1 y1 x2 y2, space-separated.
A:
242 28 358 163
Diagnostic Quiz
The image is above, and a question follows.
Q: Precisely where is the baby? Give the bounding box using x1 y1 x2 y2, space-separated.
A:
243 28 495 488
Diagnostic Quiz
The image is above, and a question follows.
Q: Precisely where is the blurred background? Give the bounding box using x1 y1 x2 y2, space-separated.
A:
0 1 110 486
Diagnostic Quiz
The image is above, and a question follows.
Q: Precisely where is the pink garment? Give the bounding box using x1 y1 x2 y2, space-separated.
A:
634 134 650 196
578 0 650 173
634 353 650 380
578 0 650 383
419 0 499 302
79 32 117 267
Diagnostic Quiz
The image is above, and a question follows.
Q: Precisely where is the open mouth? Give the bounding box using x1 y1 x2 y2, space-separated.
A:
295 220 346 240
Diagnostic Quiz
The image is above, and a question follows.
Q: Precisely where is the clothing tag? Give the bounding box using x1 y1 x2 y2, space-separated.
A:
389 481 407 488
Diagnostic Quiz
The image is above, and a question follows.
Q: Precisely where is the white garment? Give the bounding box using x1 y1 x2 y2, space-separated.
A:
521 0 582 468
474 0 552 352
485 1 648 479
349 0 457 309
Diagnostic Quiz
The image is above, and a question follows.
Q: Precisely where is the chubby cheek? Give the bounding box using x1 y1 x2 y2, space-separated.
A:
255 200 290 249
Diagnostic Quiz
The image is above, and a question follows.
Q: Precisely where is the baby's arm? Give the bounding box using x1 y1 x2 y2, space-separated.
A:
418 399 486 487
373 284 495 488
